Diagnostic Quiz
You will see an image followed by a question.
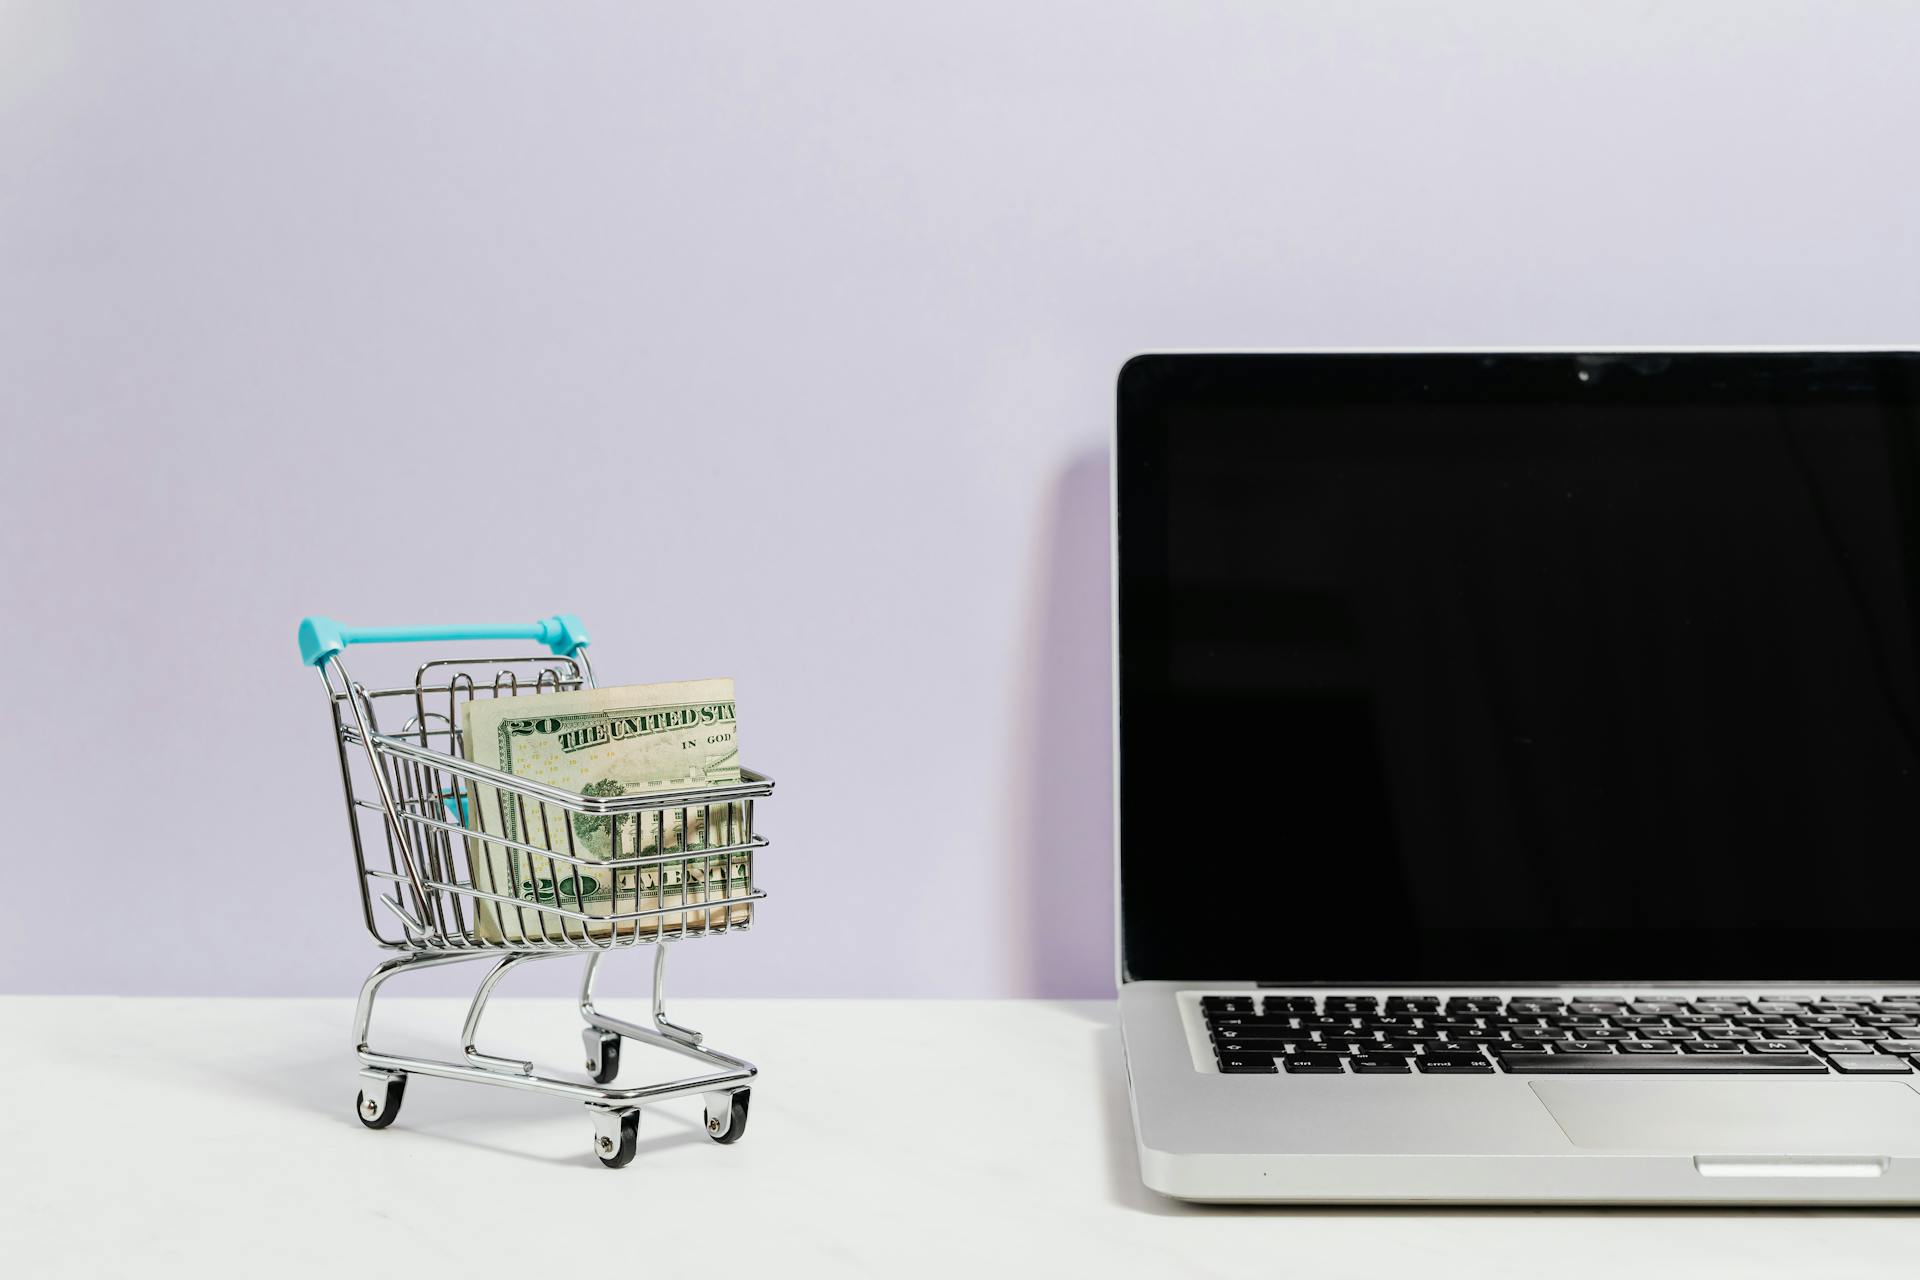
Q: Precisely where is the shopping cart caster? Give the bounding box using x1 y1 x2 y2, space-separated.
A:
356 1070 407 1130
590 1106 640 1168
584 1027 620 1084
705 1088 750 1144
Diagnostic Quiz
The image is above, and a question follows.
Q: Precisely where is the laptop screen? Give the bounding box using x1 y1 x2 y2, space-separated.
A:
1117 352 1920 984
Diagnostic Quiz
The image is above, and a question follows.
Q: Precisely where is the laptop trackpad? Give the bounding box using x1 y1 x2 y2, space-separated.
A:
1531 1080 1920 1154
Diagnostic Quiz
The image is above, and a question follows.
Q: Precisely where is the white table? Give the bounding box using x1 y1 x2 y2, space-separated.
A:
5 996 1916 1276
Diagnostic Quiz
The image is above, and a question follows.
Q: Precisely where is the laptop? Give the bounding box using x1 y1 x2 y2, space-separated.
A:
1115 350 1920 1204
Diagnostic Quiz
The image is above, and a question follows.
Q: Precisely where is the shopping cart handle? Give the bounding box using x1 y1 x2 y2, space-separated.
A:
297 615 590 666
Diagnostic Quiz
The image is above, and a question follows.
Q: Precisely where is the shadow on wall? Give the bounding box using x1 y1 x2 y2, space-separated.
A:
1016 446 1116 997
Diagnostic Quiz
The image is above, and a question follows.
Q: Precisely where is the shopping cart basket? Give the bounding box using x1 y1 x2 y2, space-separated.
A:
298 613 772 1167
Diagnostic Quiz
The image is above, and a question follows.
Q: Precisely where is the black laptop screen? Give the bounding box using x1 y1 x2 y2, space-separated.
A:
1117 352 1920 984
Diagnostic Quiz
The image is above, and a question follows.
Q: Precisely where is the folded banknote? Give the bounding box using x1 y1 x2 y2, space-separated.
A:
457 678 751 943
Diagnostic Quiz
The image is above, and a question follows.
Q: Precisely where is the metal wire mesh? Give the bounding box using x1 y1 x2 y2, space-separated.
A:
321 654 771 952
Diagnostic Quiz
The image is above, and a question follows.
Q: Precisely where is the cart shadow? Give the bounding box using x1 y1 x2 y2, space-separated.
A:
226 1035 714 1167
354 1104 711 1168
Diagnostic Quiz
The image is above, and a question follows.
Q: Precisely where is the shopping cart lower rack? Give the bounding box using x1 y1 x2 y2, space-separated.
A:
298 613 773 1167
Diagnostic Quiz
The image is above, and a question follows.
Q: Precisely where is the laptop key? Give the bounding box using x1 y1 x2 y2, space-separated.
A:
1749 1039 1810 1054
1205 1014 1298 1029
1283 1053 1349 1074
1811 1039 1874 1055
1619 1040 1681 1054
1828 1054 1912 1074
1210 1024 1304 1039
1683 1041 1748 1054
1217 1054 1280 1073
1498 1052 1829 1074
1352 1055 1412 1073
1556 1040 1616 1054
1418 1053 1494 1074
1212 1035 1315 1051
1202 996 1258 1015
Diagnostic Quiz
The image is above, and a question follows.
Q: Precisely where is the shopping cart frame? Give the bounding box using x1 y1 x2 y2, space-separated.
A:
300 613 771 1166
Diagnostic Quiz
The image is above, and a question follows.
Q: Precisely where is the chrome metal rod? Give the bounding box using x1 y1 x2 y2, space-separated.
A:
330 659 444 945
578 947 752 1068
651 943 703 1047
461 953 565 1074
356 1048 751 1106
354 951 492 1050
352 729 773 813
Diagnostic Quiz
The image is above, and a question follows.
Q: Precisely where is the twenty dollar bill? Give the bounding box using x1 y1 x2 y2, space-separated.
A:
458 678 750 943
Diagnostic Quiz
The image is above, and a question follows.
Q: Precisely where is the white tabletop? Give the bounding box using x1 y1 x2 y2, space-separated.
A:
4 996 1916 1276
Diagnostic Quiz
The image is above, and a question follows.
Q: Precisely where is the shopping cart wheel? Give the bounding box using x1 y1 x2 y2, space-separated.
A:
591 1107 640 1169
584 1028 620 1084
705 1088 750 1144
356 1071 406 1129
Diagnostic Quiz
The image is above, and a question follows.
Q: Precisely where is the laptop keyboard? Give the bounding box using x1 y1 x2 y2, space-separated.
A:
1203 994 1920 1075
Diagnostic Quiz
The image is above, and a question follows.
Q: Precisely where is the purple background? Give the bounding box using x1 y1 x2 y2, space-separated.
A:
3 3 1917 996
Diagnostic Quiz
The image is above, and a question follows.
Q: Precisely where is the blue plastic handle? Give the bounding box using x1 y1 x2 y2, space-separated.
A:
297 614 589 666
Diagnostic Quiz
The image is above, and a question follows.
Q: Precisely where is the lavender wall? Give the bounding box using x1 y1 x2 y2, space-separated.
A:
3 3 1917 996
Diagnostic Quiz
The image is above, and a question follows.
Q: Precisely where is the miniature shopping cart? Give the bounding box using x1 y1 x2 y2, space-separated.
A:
298 614 771 1167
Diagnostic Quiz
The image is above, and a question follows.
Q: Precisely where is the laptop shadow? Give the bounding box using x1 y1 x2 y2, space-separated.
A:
1014 445 1118 999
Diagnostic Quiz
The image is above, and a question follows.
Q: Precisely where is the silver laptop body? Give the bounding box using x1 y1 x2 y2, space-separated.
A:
1115 351 1920 1204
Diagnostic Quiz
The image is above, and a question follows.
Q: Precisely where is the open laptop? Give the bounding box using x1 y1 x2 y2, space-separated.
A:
1115 350 1920 1204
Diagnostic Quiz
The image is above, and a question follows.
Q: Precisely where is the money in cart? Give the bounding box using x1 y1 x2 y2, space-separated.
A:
297 613 772 1167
